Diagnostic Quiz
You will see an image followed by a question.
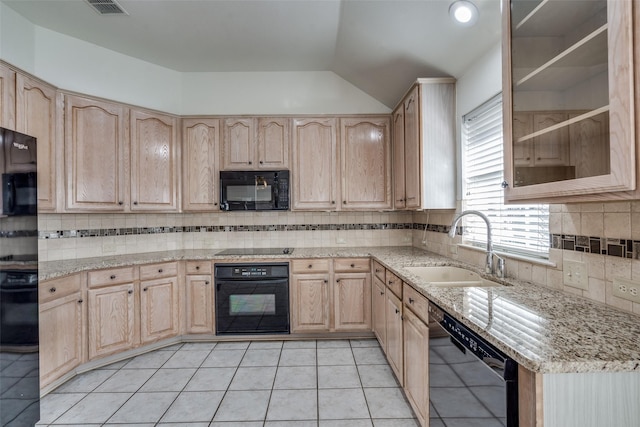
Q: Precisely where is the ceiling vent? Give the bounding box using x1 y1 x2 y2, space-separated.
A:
86 0 128 15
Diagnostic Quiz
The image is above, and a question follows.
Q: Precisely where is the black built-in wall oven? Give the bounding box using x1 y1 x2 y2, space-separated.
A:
214 262 290 334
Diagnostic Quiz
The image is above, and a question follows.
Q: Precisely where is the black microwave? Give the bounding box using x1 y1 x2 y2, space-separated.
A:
220 170 289 211
2 172 37 216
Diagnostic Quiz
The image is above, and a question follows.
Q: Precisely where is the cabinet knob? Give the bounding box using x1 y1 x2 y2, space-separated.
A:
380 291 384 295
343 201 346 204
127 289 133 294
259 160 263 164
409 298 414 304
143 287 148 292
214 202 218 206
400 198 405 202
78 299 83 304
537 157 541 160
501 181 509 189
331 201 336 204
158 269 163 273
195 265 200 270
205 281 210 285
336 279 340 283
49 287 56 293
133 201 138 205
308 264 313 269
388 280 393 285
110 275 116 280
375 269 380 273
324 280 328 283
248 161 252 165
395 308 400 314
118 201 123 205
350 263 355 268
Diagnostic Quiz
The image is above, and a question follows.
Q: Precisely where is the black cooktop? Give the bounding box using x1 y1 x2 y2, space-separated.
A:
215 248 293 256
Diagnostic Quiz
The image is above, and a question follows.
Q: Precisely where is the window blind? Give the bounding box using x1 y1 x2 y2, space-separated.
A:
462 95 549 258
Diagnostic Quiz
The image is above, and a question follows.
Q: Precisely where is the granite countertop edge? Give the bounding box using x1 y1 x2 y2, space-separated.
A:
38 246 640 375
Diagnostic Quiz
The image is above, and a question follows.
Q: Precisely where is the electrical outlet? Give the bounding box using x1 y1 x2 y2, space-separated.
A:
563 260 588 290
336 237 346 244
612 277 640 304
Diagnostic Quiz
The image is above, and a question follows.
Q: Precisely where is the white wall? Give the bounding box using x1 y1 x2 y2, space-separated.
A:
1 11 390 115
453 43 502 199
0 3 36 73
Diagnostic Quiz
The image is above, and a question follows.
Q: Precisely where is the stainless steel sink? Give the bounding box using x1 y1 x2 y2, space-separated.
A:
403 266 502 287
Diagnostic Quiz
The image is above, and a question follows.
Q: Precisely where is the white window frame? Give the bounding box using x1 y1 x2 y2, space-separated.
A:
461 94 550 259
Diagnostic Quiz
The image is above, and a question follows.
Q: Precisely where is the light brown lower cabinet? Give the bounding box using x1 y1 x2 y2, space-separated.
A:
385 289 403 385
39 288 85 388
372 276 387 346
291 258 371 332
140 275 180 344
403 304 429 427
185 269 214 334
88 282 137 360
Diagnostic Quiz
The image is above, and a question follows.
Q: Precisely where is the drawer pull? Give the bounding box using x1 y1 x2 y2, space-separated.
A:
380 291 384 295
388 280 393 285
409 298 414 304
110 275 116 280
350 263 355 268
49 287 56 293
127 289 133 294
395 308 400 314
375 268 381 273
308 264 313 269
158 269 163 273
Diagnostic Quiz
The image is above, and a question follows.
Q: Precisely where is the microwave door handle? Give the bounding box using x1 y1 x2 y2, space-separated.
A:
273 179 279 208
6 176 15 213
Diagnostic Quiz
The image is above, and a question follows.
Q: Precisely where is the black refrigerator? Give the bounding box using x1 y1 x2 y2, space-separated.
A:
0 127 39 426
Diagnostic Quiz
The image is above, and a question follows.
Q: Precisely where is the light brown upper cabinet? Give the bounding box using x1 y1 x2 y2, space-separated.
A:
64 94 128 211
130 109 179 211
502 0 637 202
16 74 62 212
0 63 15 130
291 117 339 210
182 118 220 211
340 117 392 210
392 79 456 210
64 94 179 212
292 116 391 211
221 117 289 170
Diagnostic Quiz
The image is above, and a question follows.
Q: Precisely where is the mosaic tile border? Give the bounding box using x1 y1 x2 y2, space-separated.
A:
551 234 640 260
38 222 416 239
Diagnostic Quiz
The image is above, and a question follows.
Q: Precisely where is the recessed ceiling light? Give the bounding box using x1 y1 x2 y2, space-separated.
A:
449 0 479 26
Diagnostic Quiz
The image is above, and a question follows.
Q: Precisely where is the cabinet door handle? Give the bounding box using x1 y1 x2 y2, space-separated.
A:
127 289 133 294
409 298 414 304
395 308 400 314
379 291 384 295
501 181 509 188
110 275 116 280
388 280 393 285
49 287 56 293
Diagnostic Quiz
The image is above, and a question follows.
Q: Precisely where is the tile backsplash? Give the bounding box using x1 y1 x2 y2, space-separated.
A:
37 201 640 316
415 202 640 316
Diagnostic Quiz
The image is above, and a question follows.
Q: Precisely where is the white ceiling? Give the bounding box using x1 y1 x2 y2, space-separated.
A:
3 0 502 108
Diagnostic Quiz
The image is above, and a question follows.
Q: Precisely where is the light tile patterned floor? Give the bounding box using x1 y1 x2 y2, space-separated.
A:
38 339 420 426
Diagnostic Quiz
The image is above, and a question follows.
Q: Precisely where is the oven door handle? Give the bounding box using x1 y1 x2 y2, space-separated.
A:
5 175 15 213
0 286 38 292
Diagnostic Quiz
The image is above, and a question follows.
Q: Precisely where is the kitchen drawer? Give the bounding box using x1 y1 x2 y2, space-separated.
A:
88 266 136 288
403 284 429 325
186 261 212 275
386 271 402 298
40 273 82 303
140 262 178 280
372 260 385 282
291 259 330 274
334 258 370 273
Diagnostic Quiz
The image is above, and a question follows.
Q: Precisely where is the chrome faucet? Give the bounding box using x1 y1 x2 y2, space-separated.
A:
448 210 505 278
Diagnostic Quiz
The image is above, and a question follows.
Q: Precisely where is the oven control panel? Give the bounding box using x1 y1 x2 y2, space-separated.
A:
215 263 289 280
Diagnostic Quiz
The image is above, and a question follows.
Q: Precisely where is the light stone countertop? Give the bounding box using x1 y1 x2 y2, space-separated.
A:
38 246 640 375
